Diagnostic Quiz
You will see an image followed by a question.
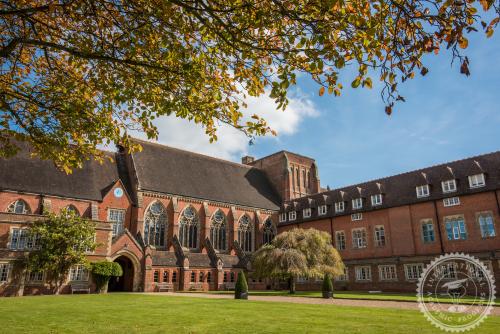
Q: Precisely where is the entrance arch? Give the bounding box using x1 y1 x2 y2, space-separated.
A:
108 255 135 292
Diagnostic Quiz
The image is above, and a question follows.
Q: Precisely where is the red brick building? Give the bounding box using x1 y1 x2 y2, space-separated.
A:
0 139 498 295
279 152 500 291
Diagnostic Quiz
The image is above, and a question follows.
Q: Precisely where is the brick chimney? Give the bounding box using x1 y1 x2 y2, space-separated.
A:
241 156 255 165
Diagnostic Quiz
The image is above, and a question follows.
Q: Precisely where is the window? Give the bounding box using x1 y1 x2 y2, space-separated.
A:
352 198 363 210
153 270 159 283
262 218 275 244
335 202 345 213
467 261 492 279
318 205 327 216
374 226 386 247
288 211 297 221
279 213 286 222
207 272 212 283
179 206 199 249
355 266 372 281
230 272 235 283
335 231 346 250
442 179 457 193
108 208 125 237
351 213 362 221
302 170 306 188
404 264 424 281
469 174 485 188
9 228 40 250
172 272 177 282
199 272 204 282
27 271 44 283
371 194 382 206
336 267 348 281
190 271 196 282
210 210 227 251
445 216 467 240
443 197 460 207
69 265 88 282
303 208 311 218
379 265 397 281
438 262 458 279
223 272 228 283
144 202 167 247
163 271 169 283
0 263 10 282
352 228 367 249
478 213 496 238
421 220 435 243
238 215 254 252
64 205 80 216
7 199 31 214
416 185 430 198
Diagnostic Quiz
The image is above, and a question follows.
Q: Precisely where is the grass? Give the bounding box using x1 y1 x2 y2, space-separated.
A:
207 290 500 305
0 293 498 333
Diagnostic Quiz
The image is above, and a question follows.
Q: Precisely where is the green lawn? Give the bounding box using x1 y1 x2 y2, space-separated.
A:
0 294 499 333
208 290 500 305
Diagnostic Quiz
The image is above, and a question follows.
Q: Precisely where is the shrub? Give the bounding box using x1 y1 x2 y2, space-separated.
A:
91 261 123 293
234 271 248 299
322 274 333 292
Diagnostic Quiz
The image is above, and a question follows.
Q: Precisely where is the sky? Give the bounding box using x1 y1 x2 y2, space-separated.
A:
141 31 500 190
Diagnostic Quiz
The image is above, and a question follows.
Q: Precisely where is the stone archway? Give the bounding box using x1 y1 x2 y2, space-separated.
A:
109 251 142 292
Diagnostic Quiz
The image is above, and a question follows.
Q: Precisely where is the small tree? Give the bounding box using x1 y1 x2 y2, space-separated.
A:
23 209 98 294
91 261 123 293
235 272 249 300
322 274 334 299
252 228 344 294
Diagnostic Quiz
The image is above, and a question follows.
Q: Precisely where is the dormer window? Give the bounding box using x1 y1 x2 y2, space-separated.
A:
468 174 485 188
303 208 311 218
416 185 430 198
279 213 287 222
441 180 457 193
318 205 327 216
335 202 345 213
371 194 382 206
352 198 363 210
289 211 297 221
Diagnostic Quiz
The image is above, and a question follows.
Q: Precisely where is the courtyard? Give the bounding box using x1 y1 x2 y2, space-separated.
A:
0 293 498 334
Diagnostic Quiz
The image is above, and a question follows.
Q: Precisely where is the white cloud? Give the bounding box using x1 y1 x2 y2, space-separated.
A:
141 90 319 161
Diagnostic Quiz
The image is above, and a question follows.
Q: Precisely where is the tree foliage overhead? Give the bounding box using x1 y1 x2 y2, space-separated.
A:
1 0 498 171
252 228 344 283
22 209 98 293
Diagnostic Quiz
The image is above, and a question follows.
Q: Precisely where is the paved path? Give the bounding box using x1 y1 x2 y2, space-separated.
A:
144 292 500 316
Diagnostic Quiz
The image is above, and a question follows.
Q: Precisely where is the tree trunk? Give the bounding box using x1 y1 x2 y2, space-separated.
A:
16 267 26 297
289 276 296 294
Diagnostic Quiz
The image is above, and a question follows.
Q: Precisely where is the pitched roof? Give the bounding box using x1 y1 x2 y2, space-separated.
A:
0 141 119 201
130 139 281 210
281 151 500 222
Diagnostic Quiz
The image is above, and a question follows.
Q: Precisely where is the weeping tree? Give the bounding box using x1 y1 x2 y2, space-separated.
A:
1 1 499 172
252 228 344 294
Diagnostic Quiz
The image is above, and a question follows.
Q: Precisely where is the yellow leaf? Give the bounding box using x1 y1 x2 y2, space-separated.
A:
459 37 468 49
319 87 325 96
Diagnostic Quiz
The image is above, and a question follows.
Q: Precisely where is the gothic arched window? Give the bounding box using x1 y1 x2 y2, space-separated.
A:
7 199 31 214
210 210 227 252
179 206 199 249
144 201 167 247
262 218 275 244
65 205 80 216
238 215 253 252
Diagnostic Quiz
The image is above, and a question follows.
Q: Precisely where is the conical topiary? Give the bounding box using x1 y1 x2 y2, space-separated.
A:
234 271 249 299
322 274 334 298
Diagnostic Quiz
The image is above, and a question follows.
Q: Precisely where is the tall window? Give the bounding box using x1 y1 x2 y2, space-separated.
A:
335 231 346 250
262 218 275 244
352 228 367 249
108 208 125 237
352 198 363 210
445 216 467 240
288 211 297 221
7 199 31 214
318 205 327 215
10 228 40 250
371 194 382 206
421 220 435 243
296 168 299 187
144 202 167 247
179 206 199 249
279 213 286 222
374 226 386 247
478 213 496 238
335 202 345 213
238 215 253 252
0 263 10 282
302 170 306 188
210 210 227 251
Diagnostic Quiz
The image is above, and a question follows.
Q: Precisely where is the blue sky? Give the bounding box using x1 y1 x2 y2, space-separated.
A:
243 32 500 189
151 31 499 191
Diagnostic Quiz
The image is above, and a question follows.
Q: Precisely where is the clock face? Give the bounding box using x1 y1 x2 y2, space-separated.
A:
114 187 124 198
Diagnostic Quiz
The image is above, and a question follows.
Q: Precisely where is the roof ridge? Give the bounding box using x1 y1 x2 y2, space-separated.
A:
299 149 500 199
249 150 316 164
130 137 254 170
